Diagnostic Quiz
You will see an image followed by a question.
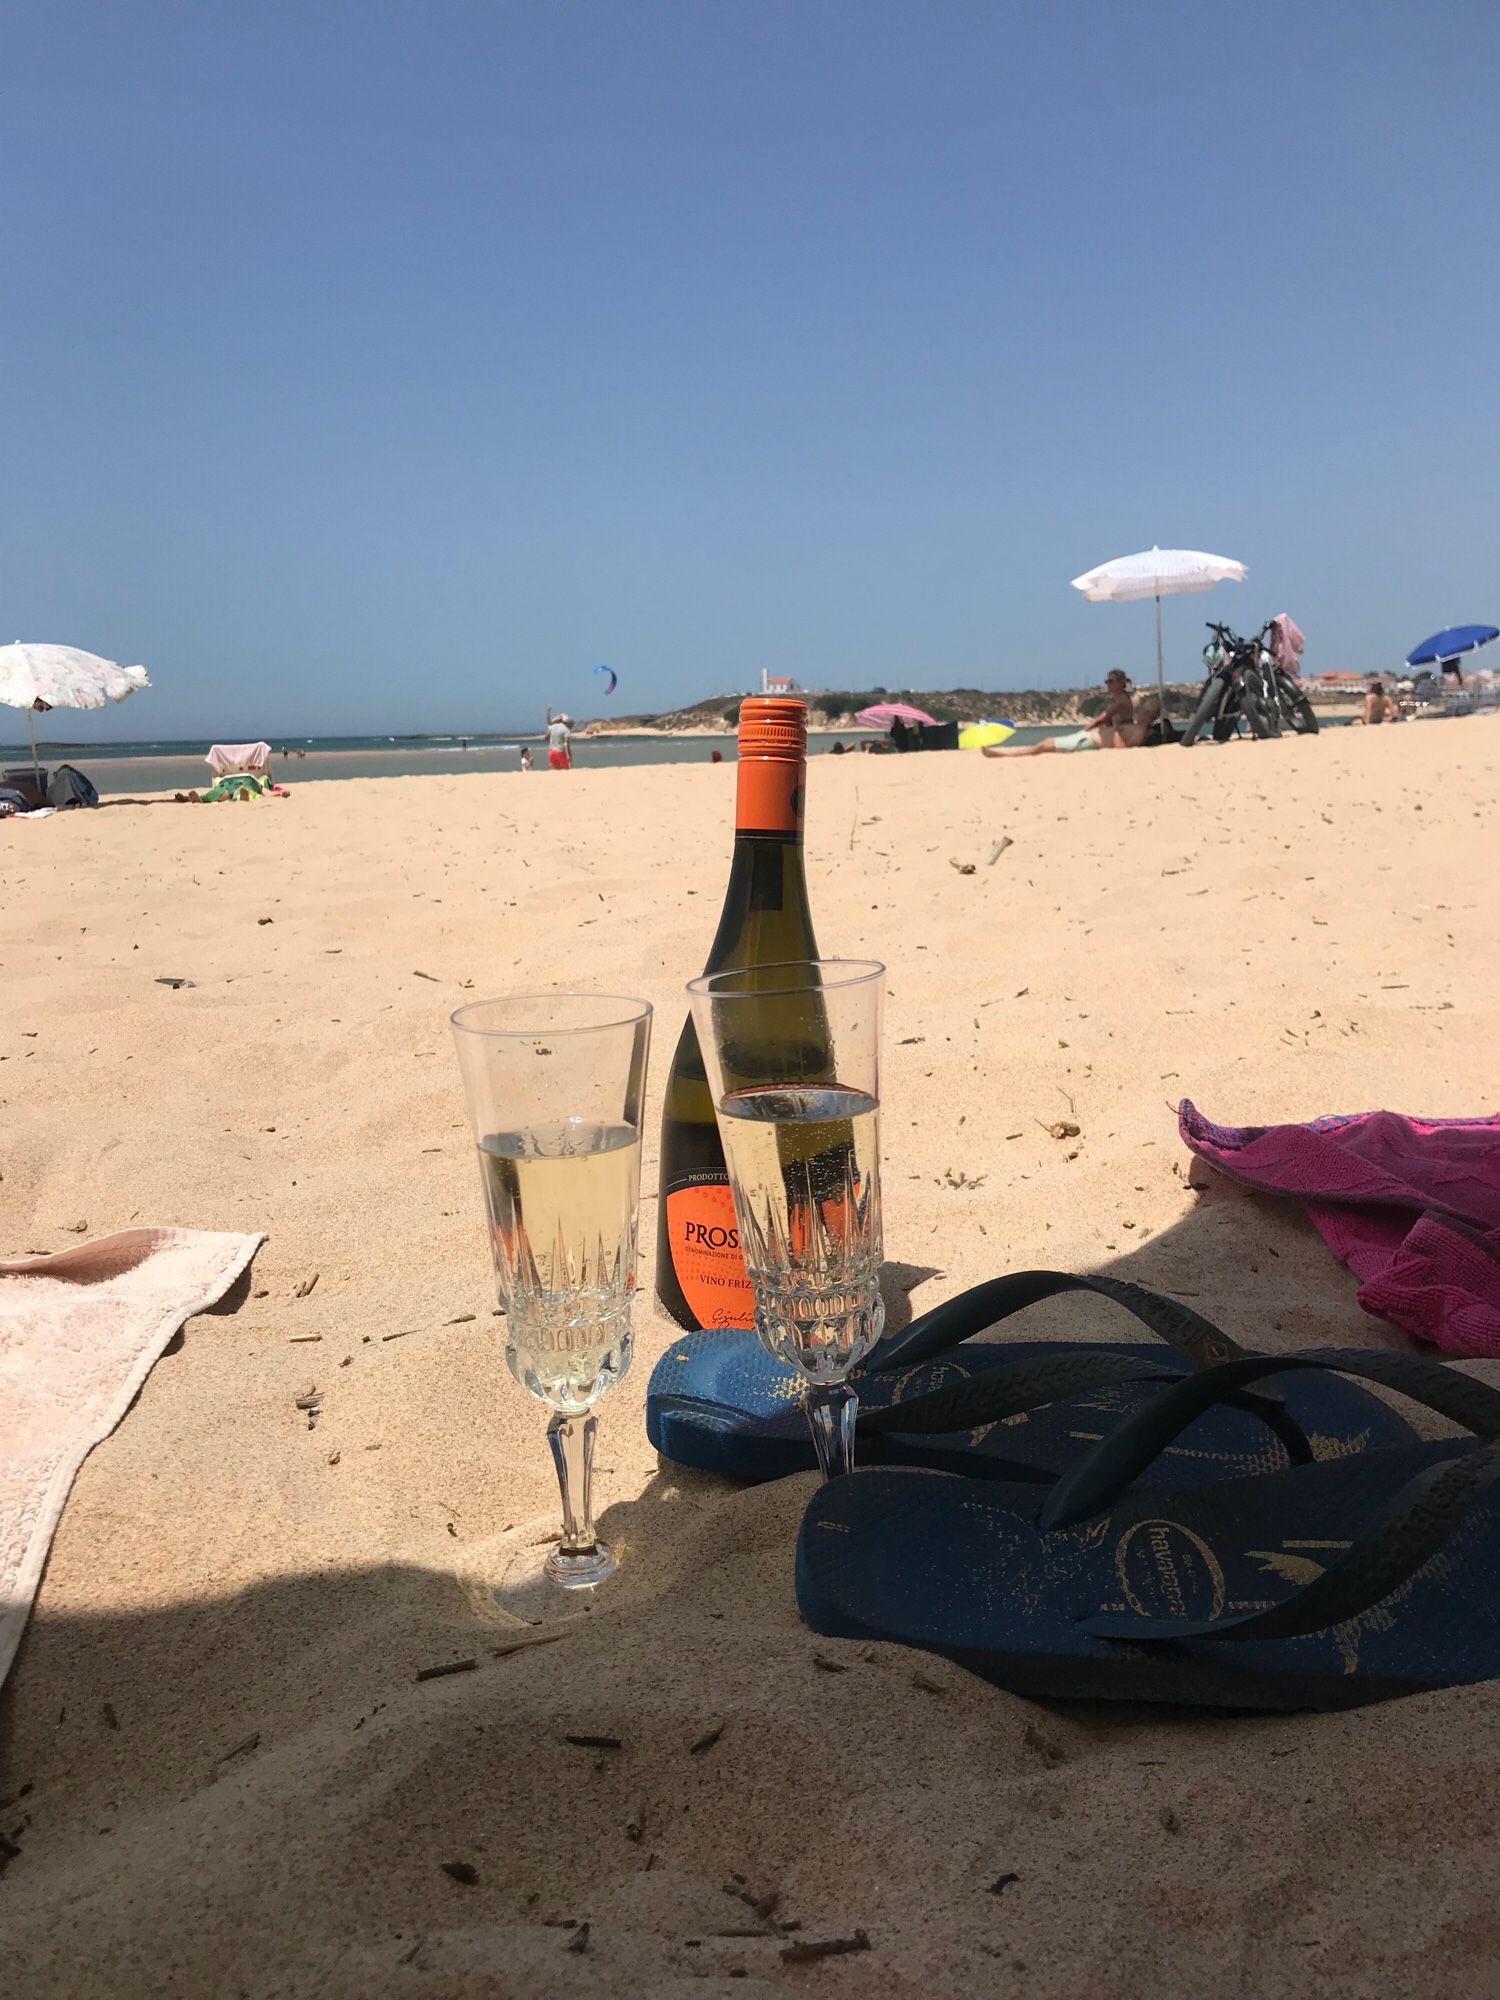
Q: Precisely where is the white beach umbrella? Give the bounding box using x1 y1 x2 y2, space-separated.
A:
0 643 152 788
1071 548 1246 714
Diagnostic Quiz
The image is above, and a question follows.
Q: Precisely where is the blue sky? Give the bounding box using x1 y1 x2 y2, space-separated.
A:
4 1 1496 737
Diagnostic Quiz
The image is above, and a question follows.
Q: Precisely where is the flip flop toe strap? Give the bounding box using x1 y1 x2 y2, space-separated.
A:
860 1276 1312 1467
870 1270 1248 1374
857 1349 1182 1436
855 1354 1308 1469
1044 1349 1500 1531
1082 1442 1500 1644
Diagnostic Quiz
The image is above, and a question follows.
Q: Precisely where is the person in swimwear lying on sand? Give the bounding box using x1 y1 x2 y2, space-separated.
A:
1114 688 1163 746
983 671 1136 756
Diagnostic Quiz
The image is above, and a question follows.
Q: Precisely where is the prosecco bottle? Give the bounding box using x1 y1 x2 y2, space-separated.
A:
655 696 820 1330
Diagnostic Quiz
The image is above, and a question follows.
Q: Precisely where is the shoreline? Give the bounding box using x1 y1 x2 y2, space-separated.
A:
65 706 1457 798
11 729 853 768
17 709 1364 767
11 701 1381 769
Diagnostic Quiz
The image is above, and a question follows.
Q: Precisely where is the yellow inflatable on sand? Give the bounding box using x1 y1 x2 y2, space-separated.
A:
958 721 1016 750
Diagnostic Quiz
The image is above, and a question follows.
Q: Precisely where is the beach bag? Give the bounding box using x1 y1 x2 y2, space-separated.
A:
918 722 960 751
48 764 100 809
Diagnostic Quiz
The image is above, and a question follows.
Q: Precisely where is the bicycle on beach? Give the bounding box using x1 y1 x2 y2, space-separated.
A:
1180 622 1318 745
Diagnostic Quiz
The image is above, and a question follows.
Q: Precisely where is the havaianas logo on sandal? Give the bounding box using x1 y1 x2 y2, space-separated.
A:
1114 1519 1226 1623
888 1360 974 1402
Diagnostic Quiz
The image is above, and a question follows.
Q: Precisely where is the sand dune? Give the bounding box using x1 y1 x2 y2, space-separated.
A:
3 719 1499 1995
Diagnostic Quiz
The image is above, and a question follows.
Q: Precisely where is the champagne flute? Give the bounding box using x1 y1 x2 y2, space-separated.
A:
450 994 652 1588
687 959 884 1479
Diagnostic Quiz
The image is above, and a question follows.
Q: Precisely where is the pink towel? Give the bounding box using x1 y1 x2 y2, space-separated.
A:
0 1227 264 1691
1179 1101 1500 1358
1269 613 1306 675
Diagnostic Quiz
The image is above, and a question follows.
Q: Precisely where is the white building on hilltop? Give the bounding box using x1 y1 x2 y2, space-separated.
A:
760 671 801 696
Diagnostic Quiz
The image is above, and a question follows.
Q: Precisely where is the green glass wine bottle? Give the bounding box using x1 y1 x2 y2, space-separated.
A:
655 697 820 1330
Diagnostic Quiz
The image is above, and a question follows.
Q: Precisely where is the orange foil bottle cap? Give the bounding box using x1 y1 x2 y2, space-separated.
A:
738 696 807 761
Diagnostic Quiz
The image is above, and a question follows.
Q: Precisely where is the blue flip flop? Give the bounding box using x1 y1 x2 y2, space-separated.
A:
797 1348 1500 1712
647 1270 1417 1489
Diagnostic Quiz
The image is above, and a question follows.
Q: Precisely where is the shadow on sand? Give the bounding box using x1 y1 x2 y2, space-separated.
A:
3 1178 1488 1995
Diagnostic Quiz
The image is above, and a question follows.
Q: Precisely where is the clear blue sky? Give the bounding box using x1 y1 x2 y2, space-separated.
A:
5 0 1496 738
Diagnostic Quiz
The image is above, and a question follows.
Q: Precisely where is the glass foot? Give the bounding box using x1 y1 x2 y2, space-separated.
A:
544 1539 618 1589
492 1526 606 1624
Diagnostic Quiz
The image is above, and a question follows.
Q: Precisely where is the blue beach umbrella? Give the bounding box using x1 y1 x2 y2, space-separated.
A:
1405 624 1498 669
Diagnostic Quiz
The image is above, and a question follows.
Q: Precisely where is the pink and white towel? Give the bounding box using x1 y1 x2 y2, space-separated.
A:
1 1227 263 1691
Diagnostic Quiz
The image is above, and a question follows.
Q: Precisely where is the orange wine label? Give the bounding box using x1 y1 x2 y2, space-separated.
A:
664 1180 755 1329
735 757 804 835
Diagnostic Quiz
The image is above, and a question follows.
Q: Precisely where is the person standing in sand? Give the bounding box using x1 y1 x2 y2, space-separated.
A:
544 707 573 771
983 670 1135 757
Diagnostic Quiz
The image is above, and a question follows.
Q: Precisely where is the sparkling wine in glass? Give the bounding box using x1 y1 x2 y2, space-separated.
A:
688 958 885 1478
451 994 652 1588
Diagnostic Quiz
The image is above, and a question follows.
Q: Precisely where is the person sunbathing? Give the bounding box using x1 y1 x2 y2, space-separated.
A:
983 671 1135 757
1114 689 1164 747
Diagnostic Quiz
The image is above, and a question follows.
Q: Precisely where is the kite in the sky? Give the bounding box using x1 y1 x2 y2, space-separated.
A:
595 664 618 696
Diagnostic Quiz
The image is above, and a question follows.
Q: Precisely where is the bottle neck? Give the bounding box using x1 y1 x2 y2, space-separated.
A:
734 751 804 839
721 819 807 908
703 818 815 974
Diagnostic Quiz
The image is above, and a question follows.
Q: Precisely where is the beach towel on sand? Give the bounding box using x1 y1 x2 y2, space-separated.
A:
0 1227 263 1691
1180 1101 1500 1359
201 772 269 802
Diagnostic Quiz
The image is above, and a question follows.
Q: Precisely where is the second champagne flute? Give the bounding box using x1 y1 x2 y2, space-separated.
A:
687 958 885 1478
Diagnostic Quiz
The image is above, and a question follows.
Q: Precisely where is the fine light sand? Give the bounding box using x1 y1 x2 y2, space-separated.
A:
3 719 1499 1997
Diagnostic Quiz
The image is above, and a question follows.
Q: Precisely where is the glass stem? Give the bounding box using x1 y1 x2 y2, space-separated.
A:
547 1412 599 1555
806 1383 858 1480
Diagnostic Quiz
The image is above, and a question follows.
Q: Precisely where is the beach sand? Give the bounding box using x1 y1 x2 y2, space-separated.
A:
3 720 1499 1996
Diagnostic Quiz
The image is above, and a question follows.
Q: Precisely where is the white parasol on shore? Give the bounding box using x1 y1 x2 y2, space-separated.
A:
1071 548 1246 714
0 643 152 789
